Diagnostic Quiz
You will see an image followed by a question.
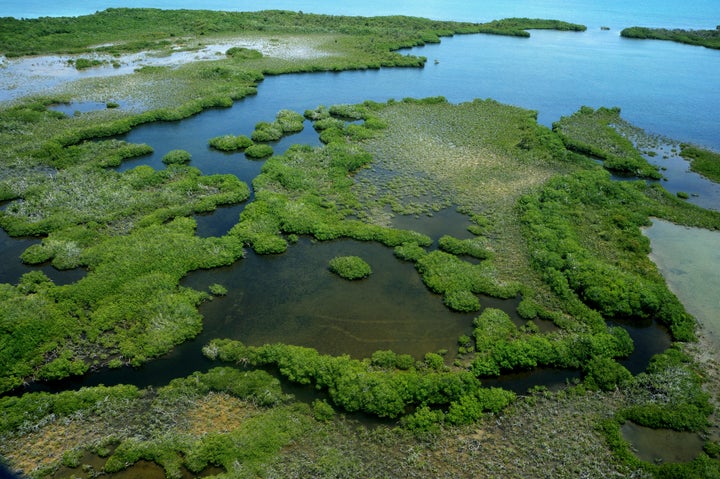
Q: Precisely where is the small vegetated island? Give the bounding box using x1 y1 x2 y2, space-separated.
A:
1 8 720 479
621 25 720 49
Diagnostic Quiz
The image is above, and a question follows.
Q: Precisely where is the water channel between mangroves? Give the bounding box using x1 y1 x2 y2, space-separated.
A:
3 20 720 395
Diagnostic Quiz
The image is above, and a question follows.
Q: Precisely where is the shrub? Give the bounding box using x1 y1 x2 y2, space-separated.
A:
162 149 191 165
401 405 444 433
438 235 492 259
371 350 398 369
395 354 415 370
312 117 345 131
251 121 283 142
443 290 480 312
245 144 274 159
583 356 632 391
276 109 305 133
394 242 427 262
304 105 330 121
73 58 103 70
312 399 335 421
328 256 372 280
209 134 253 151
209 283 228 296
424 352 445 370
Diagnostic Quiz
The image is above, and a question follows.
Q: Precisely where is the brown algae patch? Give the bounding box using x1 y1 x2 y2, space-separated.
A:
1 418 108 474
181 392 260 437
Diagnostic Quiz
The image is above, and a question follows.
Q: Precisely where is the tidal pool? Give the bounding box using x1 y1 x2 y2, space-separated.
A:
621 421 704 464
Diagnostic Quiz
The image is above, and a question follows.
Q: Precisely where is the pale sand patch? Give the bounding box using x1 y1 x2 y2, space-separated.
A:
0 36 333 103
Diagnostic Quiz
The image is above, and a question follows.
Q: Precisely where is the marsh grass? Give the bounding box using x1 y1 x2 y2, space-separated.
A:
359 98 569 289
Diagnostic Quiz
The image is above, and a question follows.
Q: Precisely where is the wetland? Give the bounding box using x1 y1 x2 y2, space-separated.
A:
2 5 720 479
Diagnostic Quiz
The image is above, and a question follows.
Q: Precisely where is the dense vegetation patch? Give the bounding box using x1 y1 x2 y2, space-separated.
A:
553 106 662 179
328 255 372 280
519 168 720 340
208 134 253 152
1 217 247 392
680 144 720 183
244 143 274 159
161 149 191 165
476 18 586 37
621 26 720 49
229 116 431 254
204 339 515 423
600 346 720 477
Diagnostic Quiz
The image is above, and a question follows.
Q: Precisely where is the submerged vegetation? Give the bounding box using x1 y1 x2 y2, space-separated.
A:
1 7 720 479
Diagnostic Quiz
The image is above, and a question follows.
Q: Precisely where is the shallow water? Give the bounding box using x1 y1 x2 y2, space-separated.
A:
643 145 720 212
183 237 479 359
644 219 720 348
0 227 86 286
621 421 704 464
